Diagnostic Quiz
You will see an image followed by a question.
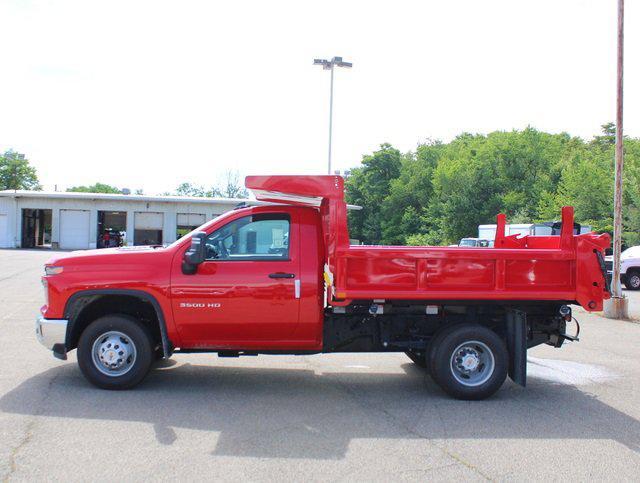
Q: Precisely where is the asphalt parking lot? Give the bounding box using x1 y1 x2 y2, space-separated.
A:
1 249 640 481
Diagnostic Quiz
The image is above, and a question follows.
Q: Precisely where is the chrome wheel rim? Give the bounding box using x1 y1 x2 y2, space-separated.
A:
450 340 495 387
91 331 137 377
630 275 640 289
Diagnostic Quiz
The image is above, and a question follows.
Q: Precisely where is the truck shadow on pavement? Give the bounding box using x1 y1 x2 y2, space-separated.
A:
1 359 639 460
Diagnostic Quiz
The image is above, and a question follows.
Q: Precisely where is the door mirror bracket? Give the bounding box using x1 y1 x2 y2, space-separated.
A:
182 231 207 275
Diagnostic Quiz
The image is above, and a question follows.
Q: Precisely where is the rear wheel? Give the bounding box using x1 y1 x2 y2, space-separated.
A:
405 349 428 368
624 271 640 290
429 324 507 400
77 315 154 390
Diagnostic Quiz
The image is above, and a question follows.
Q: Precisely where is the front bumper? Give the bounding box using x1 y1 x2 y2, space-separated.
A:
36 316 68 360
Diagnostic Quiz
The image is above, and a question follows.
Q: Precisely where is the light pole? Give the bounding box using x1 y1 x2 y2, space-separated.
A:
313 56 352 174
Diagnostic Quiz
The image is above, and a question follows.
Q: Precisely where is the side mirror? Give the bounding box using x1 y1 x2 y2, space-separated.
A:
182 231 207 275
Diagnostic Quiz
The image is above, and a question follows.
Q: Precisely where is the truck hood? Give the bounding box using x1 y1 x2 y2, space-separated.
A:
45 246 165 266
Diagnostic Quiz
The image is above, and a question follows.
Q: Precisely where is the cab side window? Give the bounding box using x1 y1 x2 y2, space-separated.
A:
205 213 290 261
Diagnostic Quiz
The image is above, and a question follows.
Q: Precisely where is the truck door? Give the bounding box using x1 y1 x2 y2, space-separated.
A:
170 210 300 347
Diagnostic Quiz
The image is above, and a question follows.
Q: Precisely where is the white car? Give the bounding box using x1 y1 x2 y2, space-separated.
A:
606 246 640 290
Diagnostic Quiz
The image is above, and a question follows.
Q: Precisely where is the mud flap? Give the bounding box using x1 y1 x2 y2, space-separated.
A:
506 310 527 387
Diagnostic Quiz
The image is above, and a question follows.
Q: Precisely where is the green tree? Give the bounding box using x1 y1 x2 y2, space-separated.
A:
345 124 640 246
0 150 40 190
67 183 122 194
345 143 402 243
591 122 616 150
380 140 442 244
171 171 249 199
428 147 503 243
623 138 640 245
210 171 248 198
554 152 613 232
174 182 208 197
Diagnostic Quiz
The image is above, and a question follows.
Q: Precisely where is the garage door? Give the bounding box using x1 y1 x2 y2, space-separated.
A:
177 213 206 227
59 210 91 249
135 212 163 230
0 214 8 248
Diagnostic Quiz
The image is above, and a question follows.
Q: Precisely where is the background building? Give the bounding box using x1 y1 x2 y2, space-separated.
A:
0 190 245 249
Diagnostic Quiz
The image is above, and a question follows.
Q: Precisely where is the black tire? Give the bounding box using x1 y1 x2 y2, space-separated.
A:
429 324 507 400
405 349 428 368
624 271 640 290
77 314 154 390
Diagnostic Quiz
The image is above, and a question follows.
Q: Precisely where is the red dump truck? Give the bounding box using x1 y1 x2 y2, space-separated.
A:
37 176 610 399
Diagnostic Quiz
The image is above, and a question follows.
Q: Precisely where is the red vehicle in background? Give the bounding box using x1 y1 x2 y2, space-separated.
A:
37 176 610 400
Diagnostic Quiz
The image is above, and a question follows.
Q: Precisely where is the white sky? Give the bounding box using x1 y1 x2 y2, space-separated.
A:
1 0 638 194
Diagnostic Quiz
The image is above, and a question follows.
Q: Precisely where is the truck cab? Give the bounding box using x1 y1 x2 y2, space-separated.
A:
37 175 610 400
170 204 324 350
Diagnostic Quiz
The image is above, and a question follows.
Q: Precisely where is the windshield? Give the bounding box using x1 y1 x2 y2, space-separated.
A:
459 239 476 247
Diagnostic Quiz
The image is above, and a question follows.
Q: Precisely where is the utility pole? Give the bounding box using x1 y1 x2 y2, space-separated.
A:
313 56 353 174
605 0 629 318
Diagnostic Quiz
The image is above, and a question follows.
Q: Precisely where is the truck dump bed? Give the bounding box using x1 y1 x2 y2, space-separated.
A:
246 175 610 311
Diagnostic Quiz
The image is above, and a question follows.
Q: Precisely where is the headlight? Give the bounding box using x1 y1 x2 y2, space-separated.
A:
45 266 64 275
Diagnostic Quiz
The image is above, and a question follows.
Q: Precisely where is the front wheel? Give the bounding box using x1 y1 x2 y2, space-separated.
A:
77 315 154 390
429 324 508 400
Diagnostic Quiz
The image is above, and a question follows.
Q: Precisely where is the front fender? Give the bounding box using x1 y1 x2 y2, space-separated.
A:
64 289 173 358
